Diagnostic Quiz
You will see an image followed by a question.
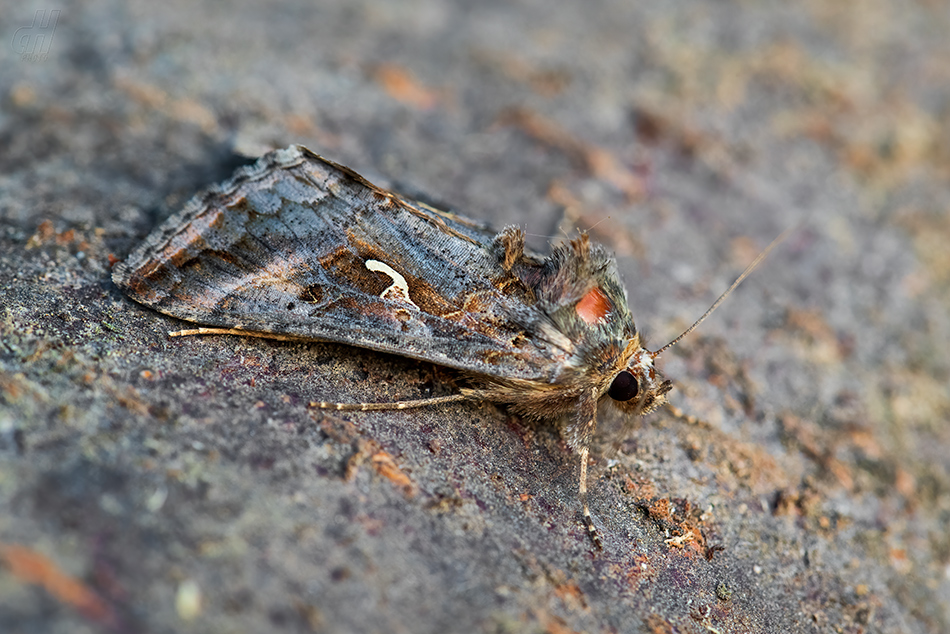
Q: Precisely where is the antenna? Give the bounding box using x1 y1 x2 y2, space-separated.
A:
653 225 795 356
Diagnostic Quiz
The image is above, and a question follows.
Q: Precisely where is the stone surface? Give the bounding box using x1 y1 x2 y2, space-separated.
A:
1 1 949 632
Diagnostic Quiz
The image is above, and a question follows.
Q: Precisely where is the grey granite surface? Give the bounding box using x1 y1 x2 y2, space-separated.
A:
1 1 949 632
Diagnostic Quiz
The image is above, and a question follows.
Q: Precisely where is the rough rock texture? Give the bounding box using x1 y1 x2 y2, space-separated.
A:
2 1 949 632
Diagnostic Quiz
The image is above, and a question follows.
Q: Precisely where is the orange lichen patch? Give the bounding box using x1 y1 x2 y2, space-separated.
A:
582 147 645 200
113 73 217 133
315 392 424 497
28 219 55 247
532 610 582 634
894 468 916 499
552 579 588 611
0 372 30 401
373 64 439 110
470 49 572 97
729 235 764 269
113 385 151 416
784 307 843 364
896 210 950 287
371 451 416 498
635 495 711 557
318 415 362 445
9 82 37 107
499 108 644 199
575 287 611 325
55 228 76 245
772 485 821 519
282 113 342 148
0 543 116 625
25 220 92 252
621 552 657 593
622 472 658 499
319 417 394 488
647 497 672 522
780 414 855 491
644 612 675 634
889 547 912 574
832 97 939 181
719 441 785 489
631 101 710 158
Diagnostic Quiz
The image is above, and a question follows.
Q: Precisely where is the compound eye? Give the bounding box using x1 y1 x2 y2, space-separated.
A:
607 370 639 402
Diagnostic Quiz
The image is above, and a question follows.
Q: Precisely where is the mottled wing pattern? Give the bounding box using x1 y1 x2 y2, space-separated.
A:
113 146 574 381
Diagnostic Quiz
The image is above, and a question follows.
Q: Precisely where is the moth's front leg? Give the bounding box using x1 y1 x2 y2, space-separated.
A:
568 388 603 550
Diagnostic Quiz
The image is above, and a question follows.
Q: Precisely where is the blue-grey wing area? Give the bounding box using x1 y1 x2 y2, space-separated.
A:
113 145 574 382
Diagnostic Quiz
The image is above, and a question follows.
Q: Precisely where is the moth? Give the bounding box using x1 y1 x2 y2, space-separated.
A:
114 145 779 549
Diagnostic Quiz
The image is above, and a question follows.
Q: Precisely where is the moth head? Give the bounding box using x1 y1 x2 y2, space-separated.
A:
606 346 672 415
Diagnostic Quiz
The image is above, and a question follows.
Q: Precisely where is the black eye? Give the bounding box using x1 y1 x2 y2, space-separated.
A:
608 370 639 401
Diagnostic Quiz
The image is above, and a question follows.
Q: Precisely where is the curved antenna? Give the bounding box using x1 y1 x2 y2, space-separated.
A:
653 225 795 356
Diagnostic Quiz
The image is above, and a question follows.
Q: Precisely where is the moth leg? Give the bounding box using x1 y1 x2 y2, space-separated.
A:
568 388 603 550
169 329 472 411
169 325 479 412
310 393 470 412
168 327 307 342
578 444 603 550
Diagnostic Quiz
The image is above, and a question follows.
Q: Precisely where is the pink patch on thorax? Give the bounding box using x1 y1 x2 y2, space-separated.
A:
576 287 611 325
